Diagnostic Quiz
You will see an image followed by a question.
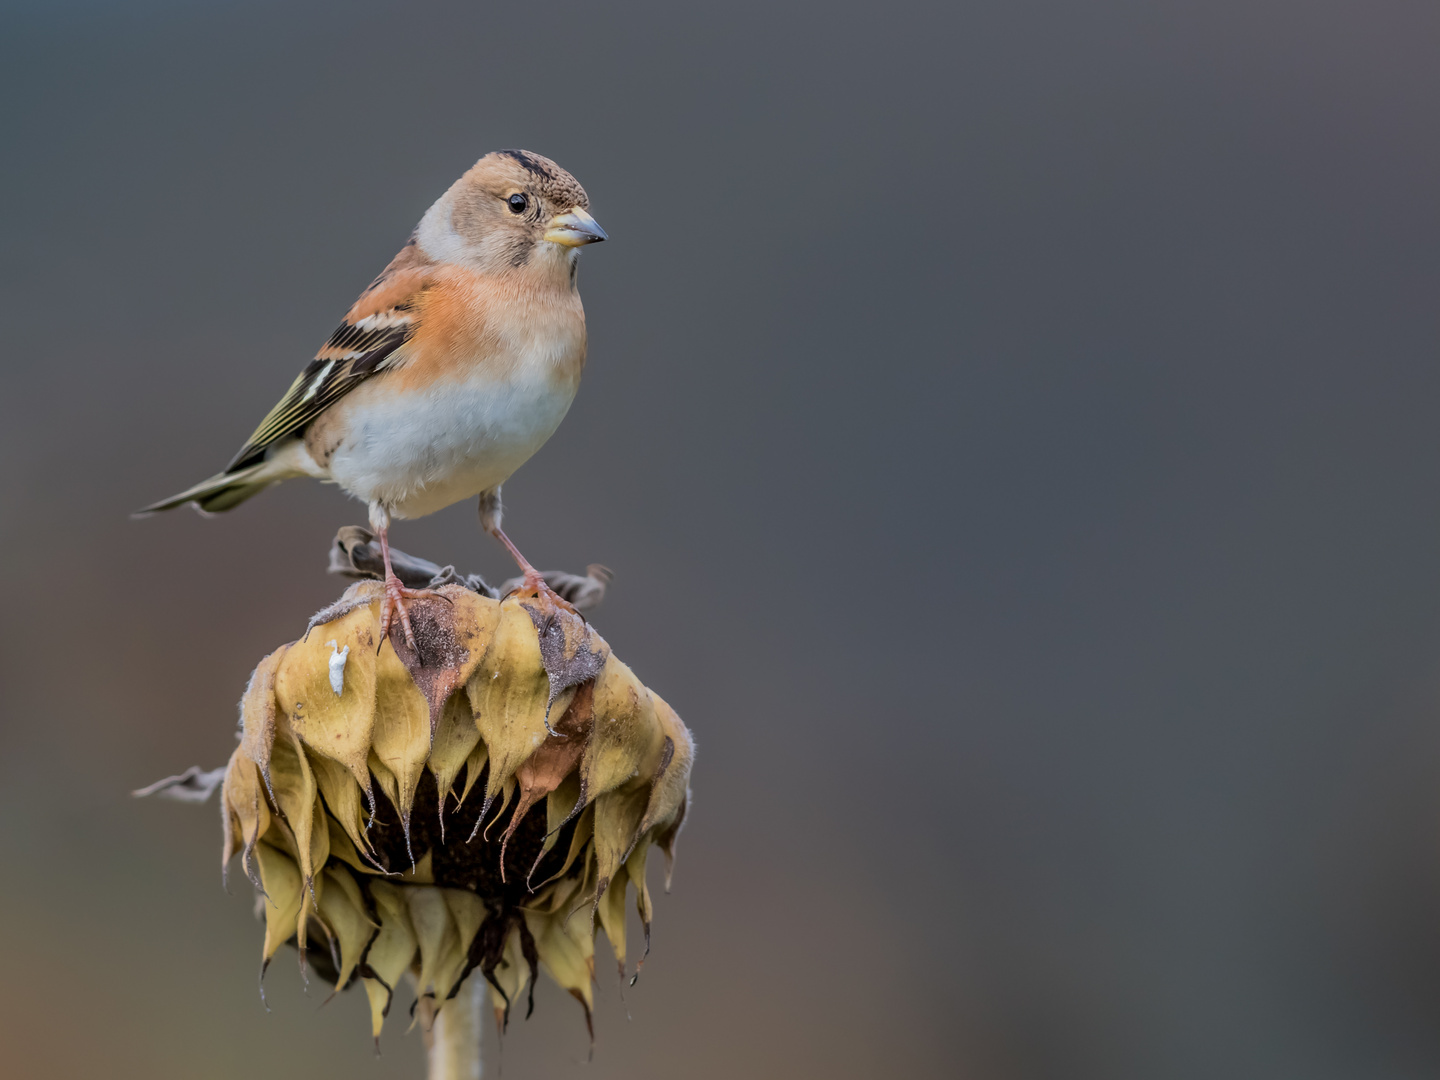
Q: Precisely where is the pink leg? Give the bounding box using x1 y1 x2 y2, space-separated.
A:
375 523 449 651
490 525 576 612
476 489 575 611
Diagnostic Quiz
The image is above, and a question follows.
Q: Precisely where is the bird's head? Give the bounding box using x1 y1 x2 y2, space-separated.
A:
417 149 607 277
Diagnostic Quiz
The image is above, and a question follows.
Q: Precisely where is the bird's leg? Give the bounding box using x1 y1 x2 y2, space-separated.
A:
375 524 419 650
478 488 575 611
492 525 548 593
370 504 448 653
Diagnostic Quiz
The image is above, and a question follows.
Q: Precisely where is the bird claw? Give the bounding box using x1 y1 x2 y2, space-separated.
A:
377 575 448 654
518 568 579 616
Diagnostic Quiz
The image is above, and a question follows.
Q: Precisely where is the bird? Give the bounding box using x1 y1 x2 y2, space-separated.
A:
137 149 607 649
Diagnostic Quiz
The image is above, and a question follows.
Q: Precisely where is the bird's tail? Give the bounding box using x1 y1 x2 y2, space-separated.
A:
133 462 279 516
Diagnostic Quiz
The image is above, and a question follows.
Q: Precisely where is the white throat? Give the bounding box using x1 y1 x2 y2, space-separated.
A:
415 187 471 265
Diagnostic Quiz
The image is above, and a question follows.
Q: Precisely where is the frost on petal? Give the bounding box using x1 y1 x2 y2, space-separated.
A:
387 587 499 738
521 592 608 727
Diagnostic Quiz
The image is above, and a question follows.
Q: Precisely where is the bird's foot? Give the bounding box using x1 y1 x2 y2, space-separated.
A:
378 573 450 653
516 567 579 616
490 524 579 615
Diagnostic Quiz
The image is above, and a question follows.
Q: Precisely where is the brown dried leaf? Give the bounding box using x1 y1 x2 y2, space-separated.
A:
316 866 377 991
303 579 384 636
474 777 517 843
528 908 596 1015
371 641 431 856
486 923 532 1032
624 840 653 982
387 587 500 737
266 726 323 895
466 596 574 817
458 739 489 808
239 643 290 798
133 765 226 803
307 749 373 864
326 815 381 876
399 849 436 885
520 593 609 727
367 750 398 819
528 803 595 903
303 794 330 922
582 659 666 806
407 886 460 1001
277 591 379 794
593 784 650 914
362 880 418 1038
438 888 486 1001
501 681 594 877
221 748 270 889
595 861 629 974
215 561 690 1044
429 692 481 830
655 793 689 892
255 842 303 966
636 693 695 843
540 770 584 857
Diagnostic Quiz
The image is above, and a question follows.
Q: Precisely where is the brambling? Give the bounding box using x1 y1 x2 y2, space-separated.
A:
138 150 608 648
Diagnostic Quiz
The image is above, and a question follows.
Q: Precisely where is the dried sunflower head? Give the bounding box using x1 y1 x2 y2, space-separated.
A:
214 577 693 1044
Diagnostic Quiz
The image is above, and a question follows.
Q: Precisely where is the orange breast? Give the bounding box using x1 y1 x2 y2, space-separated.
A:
388 267 586 394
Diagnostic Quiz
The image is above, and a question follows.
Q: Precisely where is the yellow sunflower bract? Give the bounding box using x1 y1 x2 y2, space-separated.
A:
220 580 693 1041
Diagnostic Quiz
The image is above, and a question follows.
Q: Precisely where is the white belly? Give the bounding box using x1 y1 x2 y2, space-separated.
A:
326 369 577 519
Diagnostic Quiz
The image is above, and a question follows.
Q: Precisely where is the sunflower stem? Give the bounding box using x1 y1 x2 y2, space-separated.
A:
427 976 485 1079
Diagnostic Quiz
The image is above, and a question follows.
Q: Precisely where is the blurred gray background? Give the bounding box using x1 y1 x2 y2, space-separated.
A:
3 1 1440 1077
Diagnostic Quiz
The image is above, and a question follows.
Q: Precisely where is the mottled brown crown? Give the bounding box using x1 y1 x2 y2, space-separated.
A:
493 149 589 210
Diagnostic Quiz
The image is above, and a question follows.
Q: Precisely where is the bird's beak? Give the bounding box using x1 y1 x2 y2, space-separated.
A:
543 207 608 247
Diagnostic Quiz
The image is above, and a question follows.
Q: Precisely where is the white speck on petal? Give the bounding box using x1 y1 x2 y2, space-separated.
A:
327 639 349 696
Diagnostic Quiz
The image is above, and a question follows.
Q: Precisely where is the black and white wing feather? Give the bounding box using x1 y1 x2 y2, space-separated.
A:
226 312 414 470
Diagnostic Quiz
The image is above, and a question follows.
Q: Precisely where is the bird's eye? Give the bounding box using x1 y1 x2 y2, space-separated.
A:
507 193 528 214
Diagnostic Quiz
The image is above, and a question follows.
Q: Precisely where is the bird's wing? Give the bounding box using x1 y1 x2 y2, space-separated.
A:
226 241 434 471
